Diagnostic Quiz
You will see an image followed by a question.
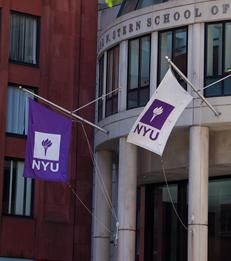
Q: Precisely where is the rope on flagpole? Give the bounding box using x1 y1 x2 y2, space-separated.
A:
165 56 221 117
160 157 189 231
18 86 109 134
79 122 119 223
66 183 112 234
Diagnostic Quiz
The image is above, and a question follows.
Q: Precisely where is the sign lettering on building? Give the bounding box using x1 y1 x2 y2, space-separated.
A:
98 0 231 54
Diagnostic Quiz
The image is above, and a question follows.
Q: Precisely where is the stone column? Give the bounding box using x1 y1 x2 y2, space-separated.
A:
93 150 112 261
188 126 209 261
117 137 137 261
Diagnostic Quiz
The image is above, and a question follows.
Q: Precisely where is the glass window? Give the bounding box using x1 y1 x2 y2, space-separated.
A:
98 56 104 122
9 12 39 65
6 85 34 135
205 22 231 97
158 28 187 87
142 178 231 261
144 183 187 261
127 35 150 109
118 0 169 16
3 159 33 217
106 46 119 117
137 0 168 9
118 0 139 17
208 179 231 261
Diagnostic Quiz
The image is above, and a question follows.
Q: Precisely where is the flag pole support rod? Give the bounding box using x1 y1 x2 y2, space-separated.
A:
19 86 109 134
165 56 221 117
72 87 121 113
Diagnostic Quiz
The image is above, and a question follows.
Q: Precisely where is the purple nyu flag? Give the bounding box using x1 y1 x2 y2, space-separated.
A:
24 99 72 182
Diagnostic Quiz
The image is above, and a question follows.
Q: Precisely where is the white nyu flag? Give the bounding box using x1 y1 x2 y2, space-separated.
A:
127 69 193 156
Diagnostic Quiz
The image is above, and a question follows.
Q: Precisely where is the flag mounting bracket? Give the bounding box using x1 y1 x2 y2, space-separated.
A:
19 86 109 134
165 56 221 117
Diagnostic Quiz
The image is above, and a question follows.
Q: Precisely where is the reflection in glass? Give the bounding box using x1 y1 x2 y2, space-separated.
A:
127 35 150 109
158 28 187 88
144 183 187 261
98 56 104 121
106 45 119 117
137 0 168 9
208 179 231 261
205 22 231 97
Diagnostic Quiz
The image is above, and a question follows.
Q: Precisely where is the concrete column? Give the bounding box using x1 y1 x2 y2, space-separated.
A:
93 150 112 261
150 31 158 95
188 126 209 261
117 137 137 261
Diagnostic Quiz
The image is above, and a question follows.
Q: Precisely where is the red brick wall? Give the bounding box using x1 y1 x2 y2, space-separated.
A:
0 0 97 260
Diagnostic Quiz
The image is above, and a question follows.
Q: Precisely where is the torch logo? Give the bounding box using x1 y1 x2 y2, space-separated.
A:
140 99 174 130
42 139 52 156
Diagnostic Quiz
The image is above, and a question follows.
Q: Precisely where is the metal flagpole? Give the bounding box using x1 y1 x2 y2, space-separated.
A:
19 86 109 134
165 56 221 117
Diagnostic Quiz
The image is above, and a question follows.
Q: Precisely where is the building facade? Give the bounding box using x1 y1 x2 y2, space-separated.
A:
93 0 231 261
0 0 97 260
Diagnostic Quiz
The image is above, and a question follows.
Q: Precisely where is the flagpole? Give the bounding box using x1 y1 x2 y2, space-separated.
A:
165 56 221 117
19 86 109 134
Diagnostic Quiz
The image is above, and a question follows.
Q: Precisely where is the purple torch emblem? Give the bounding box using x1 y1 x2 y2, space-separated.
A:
42 138 52 156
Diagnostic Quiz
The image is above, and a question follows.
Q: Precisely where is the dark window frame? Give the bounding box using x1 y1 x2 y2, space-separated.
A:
9 11 40 67
2 157 34 218
157 26 188 88
204 21 231 97
127 34 151 110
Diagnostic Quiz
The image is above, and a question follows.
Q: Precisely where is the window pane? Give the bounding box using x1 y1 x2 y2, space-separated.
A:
98 57 104 121
225 23 231 72
140 36 150 88
205 22 231 97
3 159 33 217
127 90 138 108
128 35 150 109
107 49 114 94
208 179 231 261
106 46 119 117
206 24 223 77
6 85 34 135
205 78 222 96
137 0 167 9
139 87 149 106
159 31 172 82
118 0 139 17
114 46 120 93
173 29 187 75
224 77 231 95
9 12 38 65
128 39 139 90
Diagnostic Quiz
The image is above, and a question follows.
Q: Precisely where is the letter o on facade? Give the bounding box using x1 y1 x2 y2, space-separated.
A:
184 10 191 19
211 5 219 15
173 12 180 21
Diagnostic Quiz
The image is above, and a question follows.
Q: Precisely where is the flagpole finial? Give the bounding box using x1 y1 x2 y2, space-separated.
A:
165 56 171 63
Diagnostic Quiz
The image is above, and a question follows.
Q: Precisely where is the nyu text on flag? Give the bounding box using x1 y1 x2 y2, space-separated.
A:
24 98 72 182
127 69 193 156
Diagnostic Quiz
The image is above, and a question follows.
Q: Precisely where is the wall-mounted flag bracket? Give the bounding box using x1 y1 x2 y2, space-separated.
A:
19 86 109 134
165 56 221 117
